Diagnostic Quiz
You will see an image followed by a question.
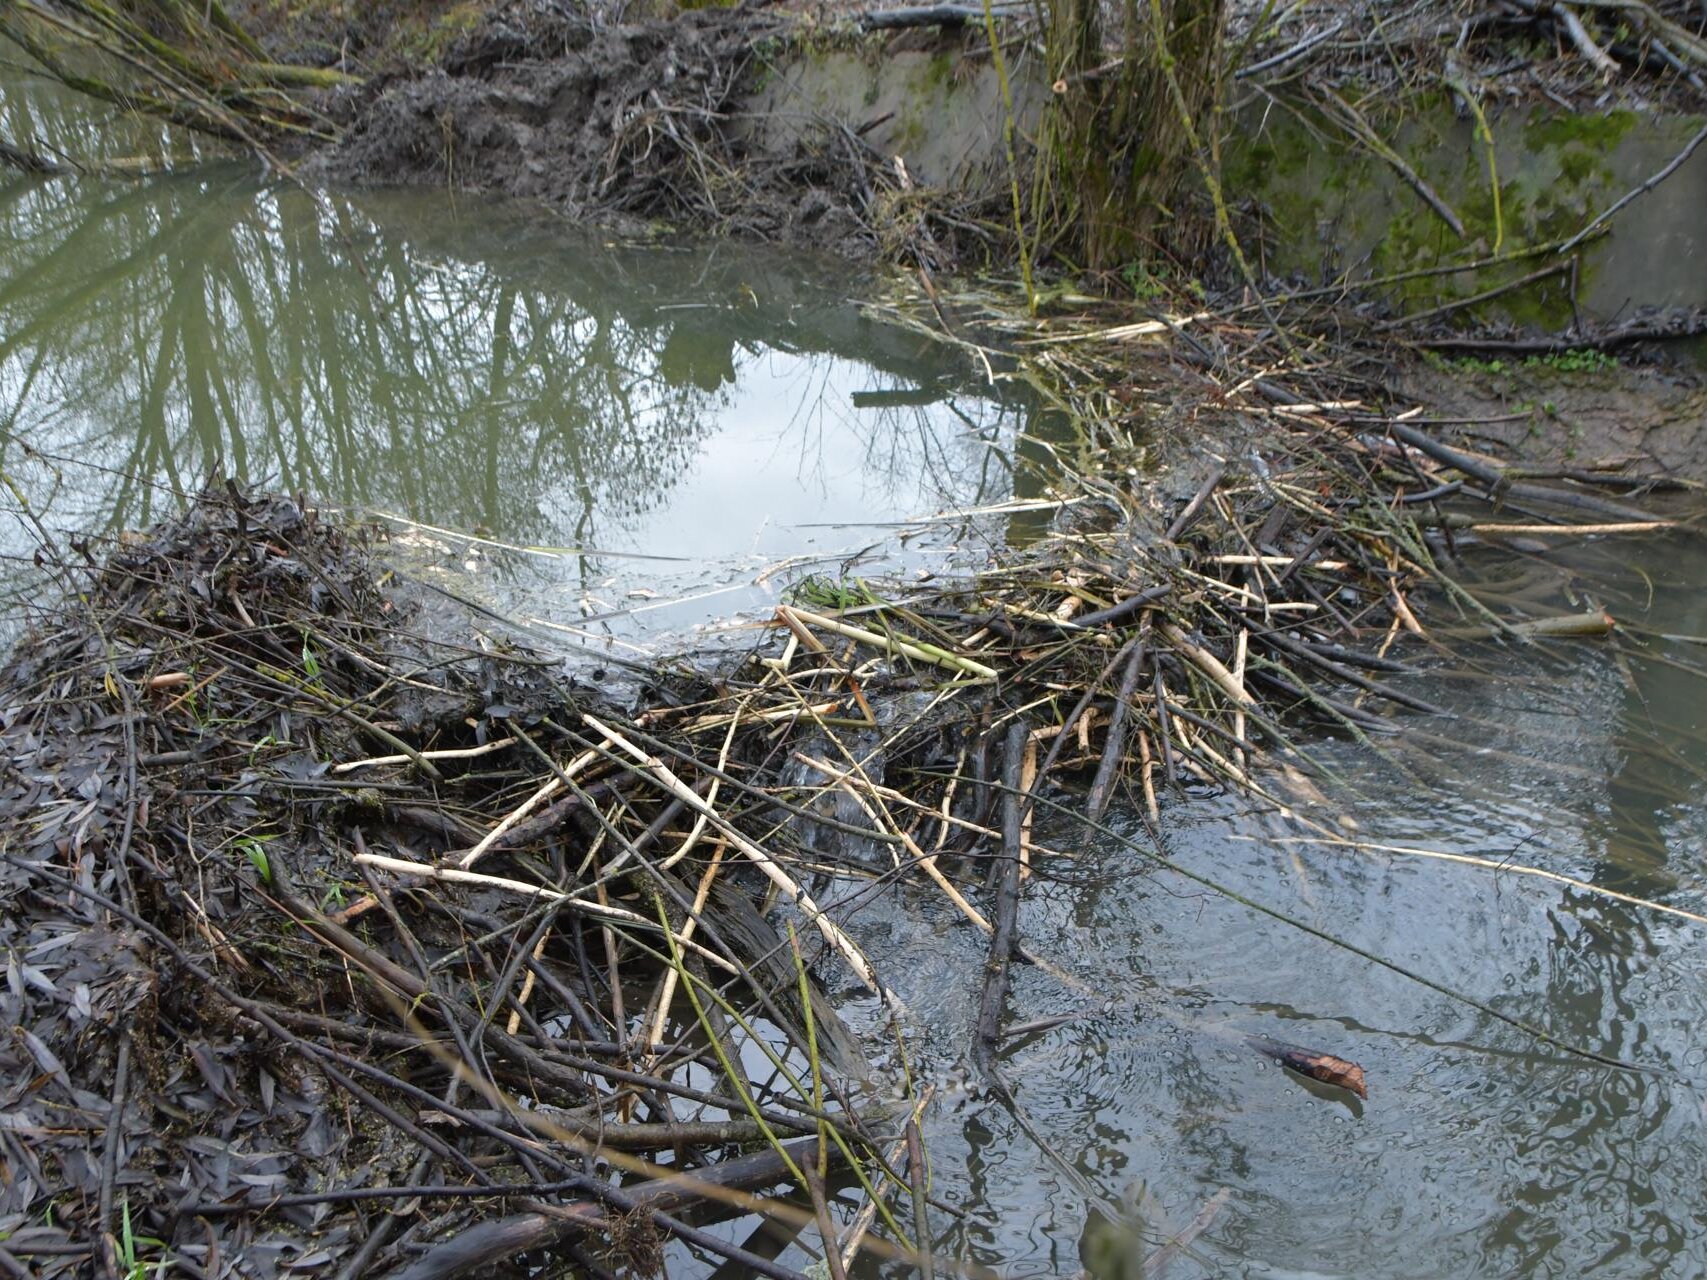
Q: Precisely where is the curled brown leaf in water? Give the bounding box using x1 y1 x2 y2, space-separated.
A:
1244 1033 1369 1100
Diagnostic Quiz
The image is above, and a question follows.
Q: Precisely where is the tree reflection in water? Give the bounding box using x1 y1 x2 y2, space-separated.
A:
0 76 1025 613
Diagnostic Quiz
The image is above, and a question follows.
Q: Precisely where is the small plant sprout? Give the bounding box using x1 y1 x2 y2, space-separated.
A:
118 1199 171 1280
233 834 276 886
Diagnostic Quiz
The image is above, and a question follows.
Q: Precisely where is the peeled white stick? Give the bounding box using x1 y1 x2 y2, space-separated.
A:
459 743 604 868
583 713 896 1006
644 840 727 1061
1160 621 1256 708
334 737 516 775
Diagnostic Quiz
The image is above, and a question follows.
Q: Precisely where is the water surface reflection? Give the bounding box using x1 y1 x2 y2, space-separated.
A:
1 77 1023 633
841 537 1707 1278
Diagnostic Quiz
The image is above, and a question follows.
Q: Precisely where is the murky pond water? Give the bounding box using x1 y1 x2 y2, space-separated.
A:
842 534 1707 1278
0 76 1027 646
6 72 1707 1280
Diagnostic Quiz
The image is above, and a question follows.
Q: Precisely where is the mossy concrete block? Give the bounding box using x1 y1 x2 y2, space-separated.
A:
1224 99 1707 325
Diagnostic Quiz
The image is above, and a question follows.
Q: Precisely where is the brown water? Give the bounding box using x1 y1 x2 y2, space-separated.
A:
6 70 1707 1280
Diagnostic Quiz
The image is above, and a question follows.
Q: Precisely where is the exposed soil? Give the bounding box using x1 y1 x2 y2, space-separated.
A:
307 3 970 264
1403 356 1707 483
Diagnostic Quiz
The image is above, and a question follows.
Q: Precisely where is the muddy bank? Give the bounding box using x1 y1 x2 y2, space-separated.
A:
313 4 991 265
288 0 1707 300
1402 356 1707 483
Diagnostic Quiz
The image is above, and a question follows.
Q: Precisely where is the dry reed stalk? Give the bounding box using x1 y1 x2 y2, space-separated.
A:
780 605 1000 681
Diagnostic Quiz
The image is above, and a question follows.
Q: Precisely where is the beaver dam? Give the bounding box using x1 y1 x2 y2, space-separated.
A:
3 276 1702 1277
6 0 1707 1273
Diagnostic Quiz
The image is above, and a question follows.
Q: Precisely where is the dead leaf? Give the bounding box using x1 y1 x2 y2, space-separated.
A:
1245 1032 1369 1100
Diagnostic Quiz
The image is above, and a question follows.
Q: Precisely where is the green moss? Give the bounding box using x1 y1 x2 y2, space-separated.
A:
1222 94 1669 331
1456 176 1521 249
1522 109 1638 152
1500 286 1575 331
1372 205 1450 281
1222 113 1326 255
892 109 926 153
1558 148 1603 185
391 1 483 69
1223 138 1276 188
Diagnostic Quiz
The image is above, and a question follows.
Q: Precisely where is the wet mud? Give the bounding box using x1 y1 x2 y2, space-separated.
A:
1403 357 1707 483
317 4 949 262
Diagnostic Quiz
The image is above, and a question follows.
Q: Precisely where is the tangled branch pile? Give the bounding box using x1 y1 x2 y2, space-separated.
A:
321 4 986 268
0 490 907 1280
0 333 1679 1278
1233 0 1707 98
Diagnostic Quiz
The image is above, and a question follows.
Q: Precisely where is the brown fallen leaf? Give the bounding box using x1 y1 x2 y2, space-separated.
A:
1244 1032 1369 1100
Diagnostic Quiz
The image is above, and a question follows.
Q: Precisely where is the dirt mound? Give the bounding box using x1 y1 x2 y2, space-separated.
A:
321 4 945 262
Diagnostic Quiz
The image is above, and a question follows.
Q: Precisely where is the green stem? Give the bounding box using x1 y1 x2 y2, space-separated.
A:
981 0 1037 311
